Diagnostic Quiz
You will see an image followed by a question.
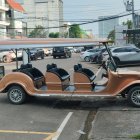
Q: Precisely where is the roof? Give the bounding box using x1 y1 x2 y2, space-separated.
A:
0 38 108 50
6 0 24 12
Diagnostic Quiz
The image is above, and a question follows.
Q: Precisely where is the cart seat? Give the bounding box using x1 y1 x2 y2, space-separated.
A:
20 63 32 69
18 64 45 88
74 64 95 81
46 64 70 81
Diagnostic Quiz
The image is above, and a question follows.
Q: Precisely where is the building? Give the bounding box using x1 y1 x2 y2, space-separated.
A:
17 0 63 36
98 15 119 38
0 0 25 39
6 0 25 38
135 13 140 28
0 0 10 38
115 25 127 46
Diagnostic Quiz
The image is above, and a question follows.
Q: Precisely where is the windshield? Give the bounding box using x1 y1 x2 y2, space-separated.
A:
104 43 117 72
53 47 64 51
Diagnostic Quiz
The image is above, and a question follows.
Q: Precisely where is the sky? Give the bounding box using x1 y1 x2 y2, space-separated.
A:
63 0 140 36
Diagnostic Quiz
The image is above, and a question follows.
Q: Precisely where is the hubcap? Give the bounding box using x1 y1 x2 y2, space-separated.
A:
131 90 140 105
9 89 22 103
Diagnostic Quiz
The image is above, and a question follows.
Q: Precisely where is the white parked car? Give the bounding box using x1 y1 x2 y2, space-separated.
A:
102 45 140 65
0 49 14 63
74 47 84 53
43 48 52 56
80 48 101 62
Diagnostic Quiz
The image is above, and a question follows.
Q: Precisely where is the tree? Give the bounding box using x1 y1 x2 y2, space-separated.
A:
49 32 59 38
122 20 132 29
69 24 82 38
108 30 115 41
28 25 47 38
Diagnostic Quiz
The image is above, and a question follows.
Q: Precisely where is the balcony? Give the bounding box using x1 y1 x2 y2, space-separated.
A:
0 18 10 26
0 4 9 12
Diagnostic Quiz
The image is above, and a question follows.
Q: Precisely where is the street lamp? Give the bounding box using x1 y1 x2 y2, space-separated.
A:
63 22 71 38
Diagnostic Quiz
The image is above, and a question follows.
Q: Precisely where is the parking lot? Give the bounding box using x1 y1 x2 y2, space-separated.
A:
0 53 140 140
0 53 96 140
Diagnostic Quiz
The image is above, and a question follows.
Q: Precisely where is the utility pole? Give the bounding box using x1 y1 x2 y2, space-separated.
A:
124 0 135 29
131 0 135 29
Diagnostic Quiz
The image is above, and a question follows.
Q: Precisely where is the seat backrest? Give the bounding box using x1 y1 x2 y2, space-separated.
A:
74 64 94 80
47 64 52 71
52 63 57 68
20 63 32 69
74 65 79 72
78 64 82 69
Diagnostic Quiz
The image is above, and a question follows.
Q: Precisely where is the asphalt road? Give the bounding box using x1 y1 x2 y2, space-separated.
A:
0 53 140 140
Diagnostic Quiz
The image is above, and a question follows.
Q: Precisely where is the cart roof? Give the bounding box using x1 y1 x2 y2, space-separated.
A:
0 38 108 49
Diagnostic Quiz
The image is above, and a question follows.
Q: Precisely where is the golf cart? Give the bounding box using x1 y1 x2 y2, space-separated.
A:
0 38 140 107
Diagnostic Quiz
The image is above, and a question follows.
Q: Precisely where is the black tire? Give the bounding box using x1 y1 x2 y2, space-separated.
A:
41 54 44 59
113 57 120 65
7 86 27 105
33 55 37 60
127 86 140 107
53 56 56 59
95 57 98 64
84 56 90 62
69 54 72 58
65 54 68 58
3 56 9 63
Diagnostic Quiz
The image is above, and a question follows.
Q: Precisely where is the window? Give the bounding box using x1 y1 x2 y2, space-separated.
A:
35 0 47 3
113 48 127 53
87 49 96 52
126 47 139 52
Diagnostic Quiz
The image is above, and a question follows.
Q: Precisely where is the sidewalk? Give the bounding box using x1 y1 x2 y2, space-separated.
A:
89 66 140 140
89 107 140 140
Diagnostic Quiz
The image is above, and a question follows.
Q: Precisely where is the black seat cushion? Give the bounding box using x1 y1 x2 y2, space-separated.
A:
74 64 95 82
47 64 70 81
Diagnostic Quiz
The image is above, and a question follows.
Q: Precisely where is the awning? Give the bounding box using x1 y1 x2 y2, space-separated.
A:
6 0 24 12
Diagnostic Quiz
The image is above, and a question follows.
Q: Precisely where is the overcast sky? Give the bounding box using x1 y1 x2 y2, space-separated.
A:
63 0 140 36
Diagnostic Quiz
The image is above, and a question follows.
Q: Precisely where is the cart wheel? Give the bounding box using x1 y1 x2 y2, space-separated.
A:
7 86 27 105
127 86 140 107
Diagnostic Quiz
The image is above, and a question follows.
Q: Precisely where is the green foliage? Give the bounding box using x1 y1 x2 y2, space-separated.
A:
69 24 82 38
130 134 140 139
107 30 115 41
49 32 59 38
28 25 47 38
122 20 132 29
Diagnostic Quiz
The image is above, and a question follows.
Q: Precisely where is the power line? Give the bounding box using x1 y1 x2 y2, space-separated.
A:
14 10 134 22
7 12 132 30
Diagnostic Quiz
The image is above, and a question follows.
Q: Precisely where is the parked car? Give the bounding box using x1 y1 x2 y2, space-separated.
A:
0 49 15 63
52 47 72 58
102 45 140 65
30 48 44 60
96 46 114 64
68 47 75 53
43 48 52 56
80 48 101 62
89 48 106 63
73 47 84 53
